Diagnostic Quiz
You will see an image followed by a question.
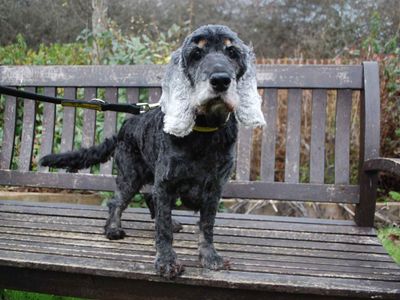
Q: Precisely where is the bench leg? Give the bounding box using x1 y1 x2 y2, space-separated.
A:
199 196 230 270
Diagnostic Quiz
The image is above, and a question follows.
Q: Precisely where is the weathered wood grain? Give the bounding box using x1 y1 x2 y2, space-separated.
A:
334 90 352 184
260 89 277 182
80 88 97 174
0 95 17 169
309 90 327 183
0 65 363 88
100 88 117 175
285 89 302 183
235 126 252 180
355 62 381 226
18 87 36 171
38 88 56 172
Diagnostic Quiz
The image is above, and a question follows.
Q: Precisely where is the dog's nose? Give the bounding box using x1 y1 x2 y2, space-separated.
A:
210 72 231 92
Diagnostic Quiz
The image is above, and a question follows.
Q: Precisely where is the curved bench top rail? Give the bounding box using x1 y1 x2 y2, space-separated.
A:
0 64 363 89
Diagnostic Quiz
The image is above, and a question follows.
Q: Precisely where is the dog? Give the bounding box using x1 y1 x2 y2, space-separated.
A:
40 24 265 278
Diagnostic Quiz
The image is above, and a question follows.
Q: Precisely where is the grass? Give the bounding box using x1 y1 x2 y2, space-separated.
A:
378 227 400 264
0 289 85 300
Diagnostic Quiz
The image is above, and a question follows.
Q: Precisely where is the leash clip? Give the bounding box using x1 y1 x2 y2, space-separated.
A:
137 102 160 113
90 98 107 104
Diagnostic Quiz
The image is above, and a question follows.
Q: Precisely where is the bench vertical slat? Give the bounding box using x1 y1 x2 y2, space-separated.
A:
39 88 56 172
309 89 327 184
60 88 77 153
149 88 161 104
0 95 17 169
285 89 302 183
126 88 139 120
236 126 253 180
260 89 278 182
80 88 97 174
355 62 380 226
100 88 118 175
334 89 352 184
59 88 76 173
18 87 36 171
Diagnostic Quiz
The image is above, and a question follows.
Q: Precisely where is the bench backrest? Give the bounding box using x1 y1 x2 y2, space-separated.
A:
0 63 380 224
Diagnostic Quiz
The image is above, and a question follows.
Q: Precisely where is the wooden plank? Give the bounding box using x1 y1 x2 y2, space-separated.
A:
355 62 380 226
235 126 252 180
285 89 302 183
38 87 56 172
0 212 380 245
18 87 36 171
0 170 360 203
309 90 327 183
80 87 97 174
0 250 398 298
126 88 139 120
334 89 352 184
1 228 393 271
260 89 277 182
0 65 364 89
0 238 396 281
149 87 161 104
100 88 117 175
0 95 17 169
60 88 76 153
0 217 386 254
0 201 375 235
0 200 359 227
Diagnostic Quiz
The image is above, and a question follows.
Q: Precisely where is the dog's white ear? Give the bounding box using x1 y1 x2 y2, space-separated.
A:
160 49 195 137
235 46 266 127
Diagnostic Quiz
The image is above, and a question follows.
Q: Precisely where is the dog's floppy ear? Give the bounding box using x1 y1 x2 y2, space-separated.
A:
160 49 195 137
235 45 266 127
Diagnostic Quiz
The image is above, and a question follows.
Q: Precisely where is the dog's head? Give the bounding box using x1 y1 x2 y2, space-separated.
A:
160 25 266 137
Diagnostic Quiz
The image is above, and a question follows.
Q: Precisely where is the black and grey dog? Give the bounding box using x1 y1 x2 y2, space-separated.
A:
40 25 265 278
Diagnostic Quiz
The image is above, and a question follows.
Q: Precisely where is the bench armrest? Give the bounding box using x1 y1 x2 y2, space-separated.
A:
363 157 400 177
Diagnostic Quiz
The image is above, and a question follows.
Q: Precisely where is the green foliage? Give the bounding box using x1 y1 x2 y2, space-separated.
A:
77 20 186 65
0 289 85 300
378 227 400 264
388 191 400 202
348 12 400 159
0 34 90 65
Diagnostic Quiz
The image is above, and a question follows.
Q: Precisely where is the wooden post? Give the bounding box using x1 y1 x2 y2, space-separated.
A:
354 62 380 227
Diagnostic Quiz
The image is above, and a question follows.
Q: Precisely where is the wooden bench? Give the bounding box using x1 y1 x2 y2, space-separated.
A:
0 62 399 299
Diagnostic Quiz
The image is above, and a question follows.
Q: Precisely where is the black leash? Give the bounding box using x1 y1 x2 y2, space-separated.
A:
0 86 158 114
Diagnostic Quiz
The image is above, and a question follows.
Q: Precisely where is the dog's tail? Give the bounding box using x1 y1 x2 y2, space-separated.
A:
40 136 117 171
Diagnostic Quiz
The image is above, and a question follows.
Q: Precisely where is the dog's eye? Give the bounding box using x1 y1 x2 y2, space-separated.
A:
191 48 203 61
226 47 239 59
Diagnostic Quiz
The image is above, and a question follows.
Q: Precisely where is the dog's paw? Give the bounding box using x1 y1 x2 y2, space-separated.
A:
155 253 185 279
104 226 126 240
199 246 230 270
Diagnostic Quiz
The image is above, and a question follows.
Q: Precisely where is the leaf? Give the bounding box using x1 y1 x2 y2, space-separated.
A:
389 191 400 201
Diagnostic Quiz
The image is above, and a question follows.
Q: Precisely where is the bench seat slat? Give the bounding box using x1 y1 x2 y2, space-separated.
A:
0 217 387 254
0 212 382 245
0 201 398 299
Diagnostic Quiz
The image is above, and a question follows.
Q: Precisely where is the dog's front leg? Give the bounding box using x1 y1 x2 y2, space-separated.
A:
153 182 184 278
199 195 230 270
